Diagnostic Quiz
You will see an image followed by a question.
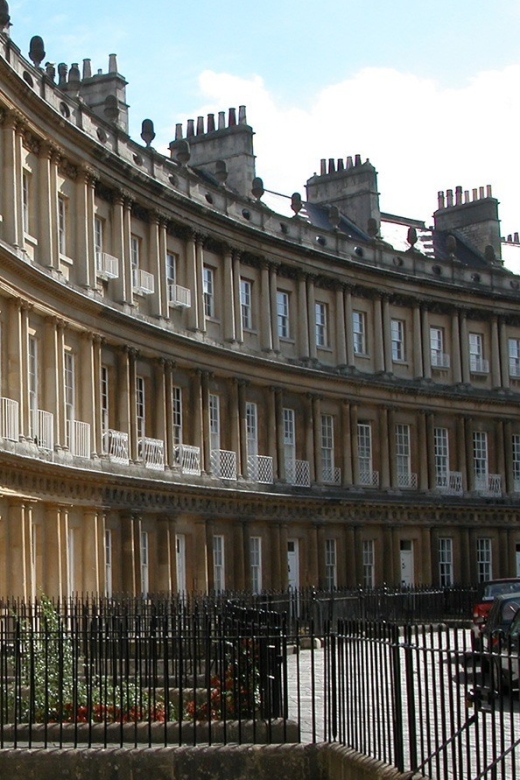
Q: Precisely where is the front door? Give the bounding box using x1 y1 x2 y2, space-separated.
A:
287 539 299 589
400 540 414 586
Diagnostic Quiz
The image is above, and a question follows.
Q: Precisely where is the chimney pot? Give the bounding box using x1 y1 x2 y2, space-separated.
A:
218 111 225 129
472 188 478 201
437 191 445 209
464 190 469 203
320 159 326 175
455 185 463 205
228 107 237 126
346 155 353 169
354 154 361 166
479 186 485 199
175 123 183 140
328 158 335 174
207 113 215 132
515 232 519 243
82 58 92 79
337 158 344 171
187 119 195 137
446 189 454 207
507 234 512 242
486 184 492 197
196 116 204 135
108 53 117 73
238 105 247 124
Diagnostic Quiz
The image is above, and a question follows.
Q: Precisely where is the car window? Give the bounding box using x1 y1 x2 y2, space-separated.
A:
502 602 520 622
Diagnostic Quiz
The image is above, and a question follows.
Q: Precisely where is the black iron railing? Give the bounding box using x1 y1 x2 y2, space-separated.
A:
0 593 517 780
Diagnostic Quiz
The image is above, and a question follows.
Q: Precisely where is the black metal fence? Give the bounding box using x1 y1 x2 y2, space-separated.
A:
0 593 518 780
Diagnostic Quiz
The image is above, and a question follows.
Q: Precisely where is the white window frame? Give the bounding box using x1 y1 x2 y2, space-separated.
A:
469 332 486 372
136 375 145 440
209 393 220 451
395 423 411 480
140 530 149 595
357 422 373 479
250 536 262 594
434 427 449 487
28 335 38 440
246 401 258 458
22 171 30 234
283 407 295 463
476 538 492 582
130 235 140 271
213 534 225 593
438 537 453 587
513 433 520 490
240 278 253 330
315 302 328 347
64 351 75 449
67 527 75 596
321 414 334 476
325 538 337 590
57 194 67 255
277 290 290 339
94 216 103 257
352 311 366 355
172 385 182 445
473 430 488 478
430 327 448 368
203 266 215 318
105 529 113 597
509 338 520 377
362 540 375 588
101 366 109 433
391 319 405 362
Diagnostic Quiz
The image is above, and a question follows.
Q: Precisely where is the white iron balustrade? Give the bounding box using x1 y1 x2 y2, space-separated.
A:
474 473 502 496
359 470 380 487
470 356 489 373
102 429 129 465
132 268 154 295
285 458 311 487
68 420 91 459
0 397 19 441
33 409 54 451
247 454 274 484
95 251 119 280
138 437 164 470
211 449 237 480
430 351 450 368
322 465 341 485
436 471 463 495
168 283 191 308
174 444 201 475
397 471 418 489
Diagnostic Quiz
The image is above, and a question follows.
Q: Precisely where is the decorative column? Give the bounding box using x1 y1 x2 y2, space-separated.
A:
413 304 423 379
268 386 278 478
383 525 394 583
229 377 240 473
7 500 33 599
55 320 66 449
270 263 280 353
76 166 96 287
426 412 436 489
233 522 245 590
451 309 462 384
7 299 24 435
460 311 470 384
418 410 428 491
504 419 514 494
382 296 393 373
2 111 22 246
43 504 69 600
345 286 355 367
43 318 60 451
341 401 353 486
270 524 282 590
297 272 310 360
193 520 208 592
421 306 431 380
456 416 468 491
237 379 248 479
192 369 204 470
380 407 390 488
82 510 104 593
195 233 206 333
111 192 127 303
158 217 169 316
38 142 56 266
464 417 474 491
223 245 236 342
350 404 359 485
459 527 471 584
420 527 432 584
307 275 317 361
122 195 134 306
80 332 97 457
311 394 321 484
273 387 285 482
279 524 289 590
491 316 501 388
259 261 272 353
163 360 175 469
200 370 211 474
499 318 510 390
345 525 356 587
186 231 199 331
335 283 347 367
148 211 162 317
388 407 397 488
374 296 385 373
120 513 141 596
233 250 243 343
154 357 167 450
156 516 173 592
496 420 505 489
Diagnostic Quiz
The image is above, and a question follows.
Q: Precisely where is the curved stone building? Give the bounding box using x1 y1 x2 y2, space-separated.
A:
1 9 520 598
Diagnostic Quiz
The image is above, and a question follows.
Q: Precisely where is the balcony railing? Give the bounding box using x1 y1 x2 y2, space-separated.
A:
31 409 54 451
102 429 129 465
132 268 154 295
430 350 450 368
68 420 91 459
95 251 119 280
168 283 191 308
397 471 418 489
138 437 164 470
211 449 237 480
247 453 274 484
0 397 19 442
469 356 489 374
286 458 310 487
358 469 380 487
514 476 520 493
436 470 463 495
174 444 201 475
474 473 502 496
510 359 520 377
322 465 341 485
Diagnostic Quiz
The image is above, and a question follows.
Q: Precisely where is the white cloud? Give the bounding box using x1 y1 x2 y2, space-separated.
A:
172 63 520 246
